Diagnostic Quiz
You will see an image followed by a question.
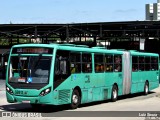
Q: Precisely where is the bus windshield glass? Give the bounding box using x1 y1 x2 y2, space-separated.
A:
8 56 51 84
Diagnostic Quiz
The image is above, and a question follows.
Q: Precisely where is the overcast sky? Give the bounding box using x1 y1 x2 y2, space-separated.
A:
0 0 157 24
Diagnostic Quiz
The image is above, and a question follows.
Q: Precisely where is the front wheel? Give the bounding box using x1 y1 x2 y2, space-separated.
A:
70 89 81 109
111 85 118 102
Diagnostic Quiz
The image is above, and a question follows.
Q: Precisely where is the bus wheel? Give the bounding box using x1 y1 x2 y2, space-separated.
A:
111 85 118 102
70 89 80 109
144 82 149 95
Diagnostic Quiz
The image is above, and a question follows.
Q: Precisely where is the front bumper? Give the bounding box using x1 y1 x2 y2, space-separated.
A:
6 92 58 105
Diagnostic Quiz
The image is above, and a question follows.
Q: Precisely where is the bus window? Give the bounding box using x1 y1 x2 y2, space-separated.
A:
132 56 138 71
9 56 51 84
55 50 70 75
60 60 67 74
105 55 113 72
145 57 151 71
94 54 104 73
82 53 92 73
151 57 158 70
139 57 145 71
54 50 70 89
70 52 81 73
114 55 122 72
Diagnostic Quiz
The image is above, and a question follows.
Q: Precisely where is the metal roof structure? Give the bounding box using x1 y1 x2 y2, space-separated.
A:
0 21 160 35
0 21 160 52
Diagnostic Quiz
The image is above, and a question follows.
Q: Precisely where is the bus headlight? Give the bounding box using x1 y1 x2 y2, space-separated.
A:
39 87 51 96
6 86 14 95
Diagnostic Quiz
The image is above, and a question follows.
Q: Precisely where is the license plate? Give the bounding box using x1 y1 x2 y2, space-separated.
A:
18 78 26 83
22 100 30 103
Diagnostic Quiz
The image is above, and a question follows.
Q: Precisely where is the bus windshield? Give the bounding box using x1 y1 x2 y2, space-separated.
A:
8 56 51 84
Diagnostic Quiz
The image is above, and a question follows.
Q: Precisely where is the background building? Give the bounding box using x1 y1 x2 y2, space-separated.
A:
146 0 160 20
146 3 153 20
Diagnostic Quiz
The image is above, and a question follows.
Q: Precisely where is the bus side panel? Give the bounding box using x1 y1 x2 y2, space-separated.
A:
55 72 124 105
138 71 158 92
131 72 139 93
81 72 114 103
91 73 105 101
137 71 146 92
54 73 104 104
147 71 159 90
54 74 81 105
105 72 123 98
149 81 159 90
131 71 159 93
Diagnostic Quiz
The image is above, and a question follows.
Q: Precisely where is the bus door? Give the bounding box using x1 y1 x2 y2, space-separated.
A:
122 51 131 95
54 50 70 89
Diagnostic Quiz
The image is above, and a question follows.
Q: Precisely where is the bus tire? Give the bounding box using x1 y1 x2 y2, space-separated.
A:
111 85 118 102
70 89 80 109
144 82 149 95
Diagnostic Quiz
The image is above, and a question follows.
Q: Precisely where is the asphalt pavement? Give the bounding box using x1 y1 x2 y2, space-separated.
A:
0 80 5 91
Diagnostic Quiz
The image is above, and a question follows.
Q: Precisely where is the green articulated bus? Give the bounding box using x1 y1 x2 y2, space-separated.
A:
6 44 159 109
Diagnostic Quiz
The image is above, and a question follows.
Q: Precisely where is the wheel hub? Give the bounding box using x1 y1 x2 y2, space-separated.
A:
72 94 78 104
113 89 117 99
145 85 148 93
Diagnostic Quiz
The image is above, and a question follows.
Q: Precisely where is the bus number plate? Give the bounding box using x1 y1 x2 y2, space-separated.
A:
22 100 30 103
18 78 26 83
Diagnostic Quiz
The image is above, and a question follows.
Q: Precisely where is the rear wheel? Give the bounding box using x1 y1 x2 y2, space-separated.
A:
111 85 118 102
70 89 81 109
144 82 149 95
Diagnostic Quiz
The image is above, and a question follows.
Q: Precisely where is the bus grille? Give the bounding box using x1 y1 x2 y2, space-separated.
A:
58 89 70 103
9 83 48 90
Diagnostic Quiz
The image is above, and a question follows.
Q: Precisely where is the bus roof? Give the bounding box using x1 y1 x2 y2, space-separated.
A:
12 44 159 56
129 51 158 57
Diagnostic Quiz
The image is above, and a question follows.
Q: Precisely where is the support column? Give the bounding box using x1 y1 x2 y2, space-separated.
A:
34 26 37 39
66 25 69 43
100 24 103 38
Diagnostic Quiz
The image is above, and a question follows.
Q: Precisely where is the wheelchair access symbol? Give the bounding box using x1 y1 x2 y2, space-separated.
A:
27 77 32 83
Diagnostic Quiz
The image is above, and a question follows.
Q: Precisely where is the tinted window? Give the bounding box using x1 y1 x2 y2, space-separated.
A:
114 55 122 72
145 57 151 71
104 55 113 72
94 54 104 73
82 53 92 73
139 57 145 71
70 52 81 73
151 57 158 70
132 56 138 71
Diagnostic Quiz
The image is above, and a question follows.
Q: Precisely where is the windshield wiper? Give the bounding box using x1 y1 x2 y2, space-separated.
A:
18 54 23 77
18 54 22 69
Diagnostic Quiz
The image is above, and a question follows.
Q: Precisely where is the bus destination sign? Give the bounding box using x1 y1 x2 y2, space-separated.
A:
12 47 53 54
